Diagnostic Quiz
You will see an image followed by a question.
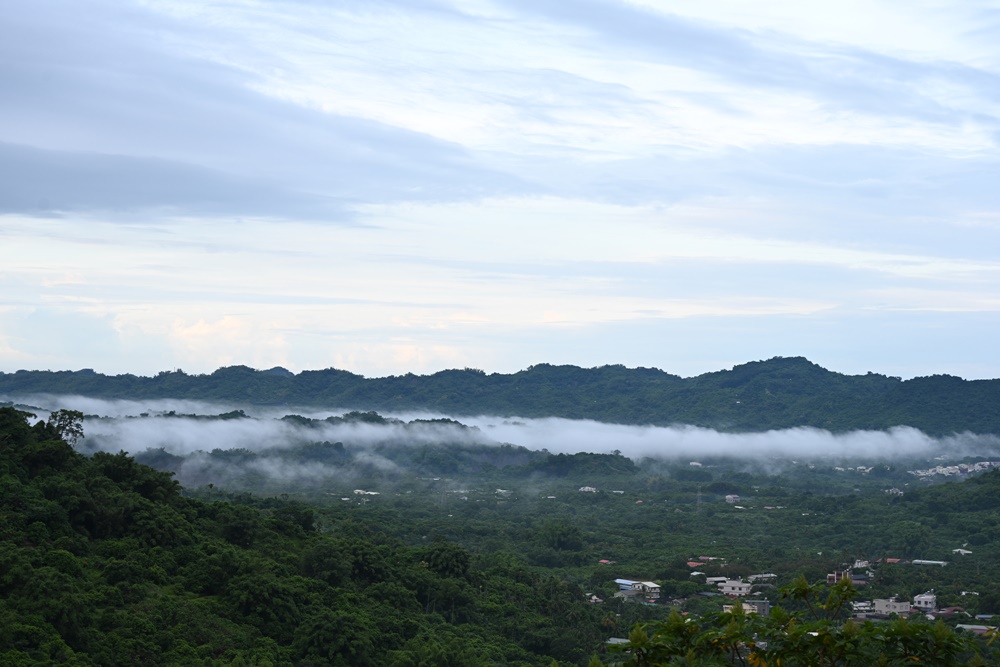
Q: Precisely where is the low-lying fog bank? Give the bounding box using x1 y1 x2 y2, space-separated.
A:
8 394 999 465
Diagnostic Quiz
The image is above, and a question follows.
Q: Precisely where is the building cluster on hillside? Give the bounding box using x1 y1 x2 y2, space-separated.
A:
832 466 874 474
605 546 991 621
604 545 994 634
612 573 770 606
826 551 996 627
828 556 953 581
850 590 977 622
908 461 1000 478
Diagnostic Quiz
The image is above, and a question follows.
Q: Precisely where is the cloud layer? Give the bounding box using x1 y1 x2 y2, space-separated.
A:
14 394 999 464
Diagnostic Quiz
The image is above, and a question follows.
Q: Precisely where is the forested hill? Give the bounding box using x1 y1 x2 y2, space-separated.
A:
0 407 607 665
2 356 998 435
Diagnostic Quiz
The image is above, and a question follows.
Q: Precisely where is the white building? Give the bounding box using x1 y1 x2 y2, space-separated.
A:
636 581 661 599
913 591 937 612
873 597 911 616
718 580 752 597
852 600 874 616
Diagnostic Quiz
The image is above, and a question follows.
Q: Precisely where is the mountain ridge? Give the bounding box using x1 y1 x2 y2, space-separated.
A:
1 356 997 436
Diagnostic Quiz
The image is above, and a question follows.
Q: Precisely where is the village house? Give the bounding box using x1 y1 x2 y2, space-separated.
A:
913 591 937 613
827 563 873 586
614 579 661 600
725 494 740 504
612 579 661 604
723 599 771 615
852 600 874 618
933 606 966 619
614 578 635 590
827 570 850 585
873 597 911 617
636 581 660 599
717 579 752 597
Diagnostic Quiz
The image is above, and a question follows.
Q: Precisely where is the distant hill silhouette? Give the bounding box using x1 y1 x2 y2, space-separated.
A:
2 357 998 435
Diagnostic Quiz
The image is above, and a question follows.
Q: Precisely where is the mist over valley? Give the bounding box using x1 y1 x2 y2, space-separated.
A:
6 392 999 497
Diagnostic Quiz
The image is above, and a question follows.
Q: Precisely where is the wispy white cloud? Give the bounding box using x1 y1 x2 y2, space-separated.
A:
0 0 998 380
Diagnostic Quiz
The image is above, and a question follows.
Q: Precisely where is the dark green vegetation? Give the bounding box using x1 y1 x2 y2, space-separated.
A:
5 405 1000 665
0 408 610 666
3 356 1000 434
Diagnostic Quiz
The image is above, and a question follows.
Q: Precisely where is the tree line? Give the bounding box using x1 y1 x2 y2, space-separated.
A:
3 356 1000 435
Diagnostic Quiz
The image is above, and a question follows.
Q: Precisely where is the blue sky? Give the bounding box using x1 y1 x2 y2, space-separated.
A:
2 0 999 379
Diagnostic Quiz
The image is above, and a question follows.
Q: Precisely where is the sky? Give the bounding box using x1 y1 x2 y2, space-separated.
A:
2 0 1000 381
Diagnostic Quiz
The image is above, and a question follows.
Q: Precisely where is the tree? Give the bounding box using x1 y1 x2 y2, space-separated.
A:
424 542 471 580
47 410 84 447
292 609 374 666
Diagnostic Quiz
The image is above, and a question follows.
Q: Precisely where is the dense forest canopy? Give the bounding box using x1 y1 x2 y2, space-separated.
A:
2 356 999 435
0 407 613 665
4 400 1000 665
